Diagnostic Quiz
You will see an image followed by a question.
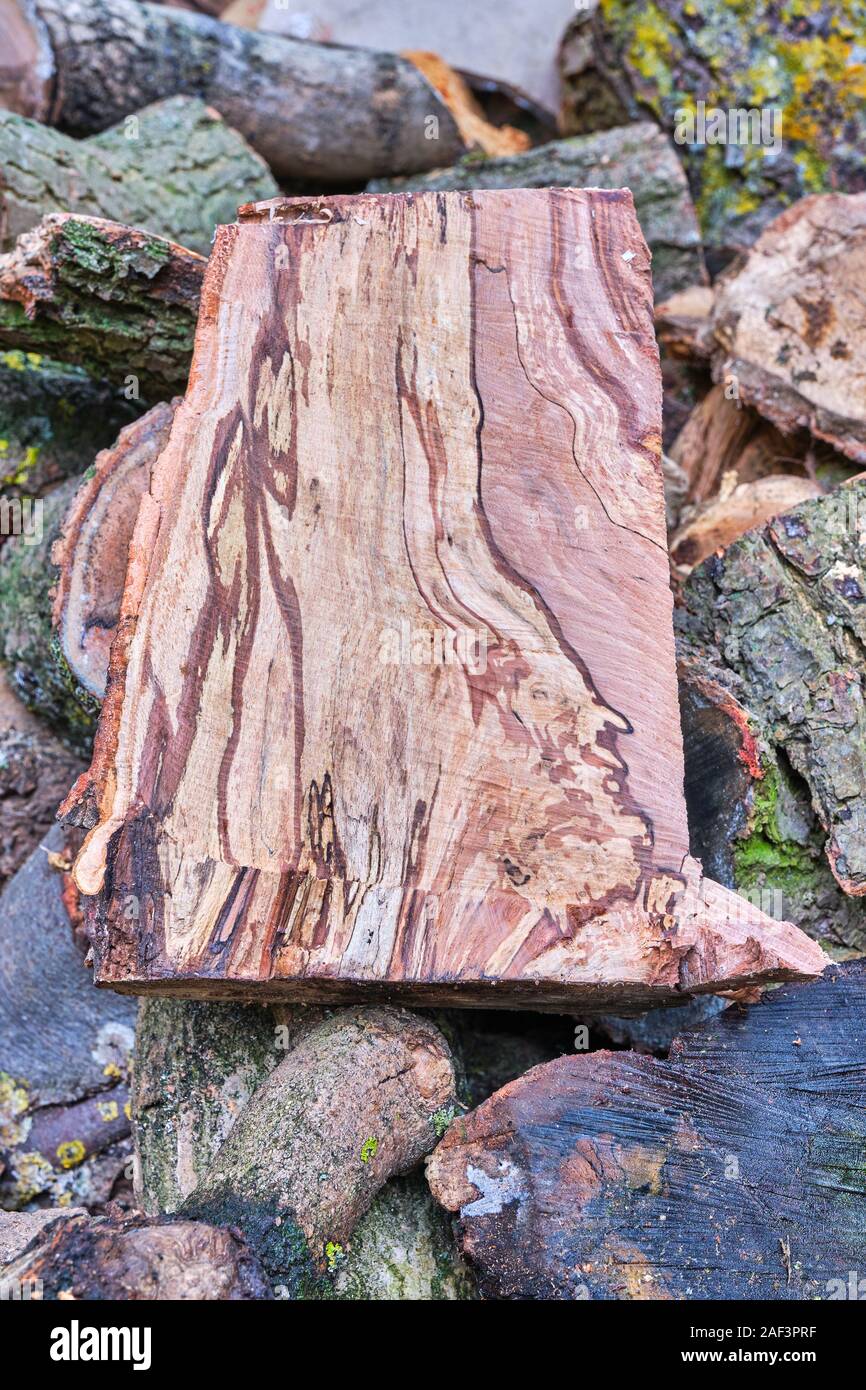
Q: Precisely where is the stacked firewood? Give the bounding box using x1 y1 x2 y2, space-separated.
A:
1 0 866 1303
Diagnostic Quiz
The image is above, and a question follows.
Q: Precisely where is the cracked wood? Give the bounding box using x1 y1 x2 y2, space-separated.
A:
67 189 826 1008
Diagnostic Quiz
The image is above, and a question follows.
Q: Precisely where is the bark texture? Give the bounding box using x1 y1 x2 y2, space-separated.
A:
0 214 204 398
179 1006 455 1292
427 962 866 1300
0 96 277 254
368 123 706 302
67 188 824 1009
1 1210 271 1298
2 0 465 182
52 399 178 700
0 726 84 887
678 480 866 899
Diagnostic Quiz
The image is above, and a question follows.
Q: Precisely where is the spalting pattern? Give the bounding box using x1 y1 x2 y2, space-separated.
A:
69 190 826 1008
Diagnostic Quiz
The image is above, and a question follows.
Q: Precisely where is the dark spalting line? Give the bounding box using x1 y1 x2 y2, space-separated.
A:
467 199 659 901
549 194 662 493
207 865 260 970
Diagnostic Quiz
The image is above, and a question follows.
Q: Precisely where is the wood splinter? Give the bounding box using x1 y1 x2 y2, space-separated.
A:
65 188 827 1010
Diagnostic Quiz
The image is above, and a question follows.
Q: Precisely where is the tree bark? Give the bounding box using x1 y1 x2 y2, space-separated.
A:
0 0 465 182
0 96 277 255
427 961 866 1300
0 726 84 887
52 400 179 700
0 214 204 398
63 188 825 1008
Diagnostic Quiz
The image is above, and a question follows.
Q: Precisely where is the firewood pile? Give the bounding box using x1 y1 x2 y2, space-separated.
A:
1 0 865 1311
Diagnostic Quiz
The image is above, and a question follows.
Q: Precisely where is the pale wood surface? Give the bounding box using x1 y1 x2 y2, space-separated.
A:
68 189 826 1008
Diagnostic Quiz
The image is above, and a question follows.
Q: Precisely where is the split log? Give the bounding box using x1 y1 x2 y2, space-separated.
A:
0 0 465 183
0 826 137 1209
670 474 823 575
52 400 179 700
402 53 530 159
0 476 100 753
66 188 824 1009
179 1007 455 1292
0 351 141 505
678 656 866 955
710 193 866 464
0 727 84 887
654 285 715 363
0 96 278 255
0 1207 86 1266
368 123 707 302
2 1210 271 1299
678 480 866 898
0 215 204 399
427 961 866 1300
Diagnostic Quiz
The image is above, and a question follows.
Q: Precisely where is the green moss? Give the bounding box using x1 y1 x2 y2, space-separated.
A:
359 1137 378 1164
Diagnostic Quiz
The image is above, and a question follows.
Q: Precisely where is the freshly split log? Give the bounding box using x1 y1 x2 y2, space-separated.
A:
52 400 179 700
670 474 823 576
427 962 866 1300
0 215 204 398
179 1007 455 1291
1 1210 271 1299
0 96 277 254
0 826 137 1209
710 193 866 463
368 123 706 302
65 188 824 1008
678 480 866 898
0 0 465 182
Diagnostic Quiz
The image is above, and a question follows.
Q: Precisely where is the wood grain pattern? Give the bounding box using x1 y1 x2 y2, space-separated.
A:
67 189 827 1009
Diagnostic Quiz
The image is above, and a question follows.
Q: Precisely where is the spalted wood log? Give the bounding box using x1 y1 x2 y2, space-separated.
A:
427 962 866 1300
0 351 141 505
0 826 137 1209
0 214 204 398
2 1210 271 1299
368 123 706 303
0 727 84 887
179 1007 455 1292
0 476 101 753
0 0 465 182
0 97 277 255
711 193 866 463
52 400 178 700
67 188 825 1008
679 480 866 897
670 475 823 576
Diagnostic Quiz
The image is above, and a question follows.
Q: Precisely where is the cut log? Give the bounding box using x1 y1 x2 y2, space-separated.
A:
0 96 278 255
0 826 137 1210
401 52 530 158
1 1210 271 1299
0 0 465 182
710 193 866 464
66 188 825 1009
368 123 707 303
52 400 179 700
179 1007 456 1291
0 214 204 398
670 474 823 576
427 961 866 1300
0 1207 86 1266
678 480 866 897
